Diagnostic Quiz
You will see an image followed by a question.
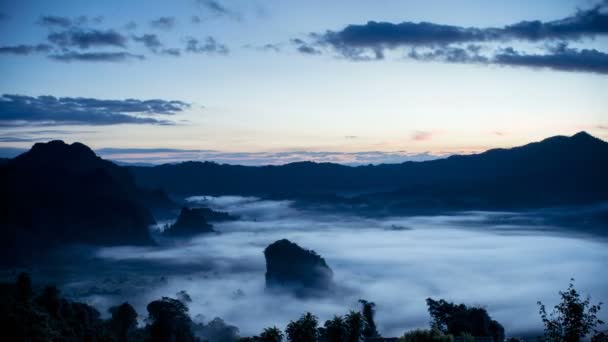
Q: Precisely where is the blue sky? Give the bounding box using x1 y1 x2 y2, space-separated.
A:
0 0 607 164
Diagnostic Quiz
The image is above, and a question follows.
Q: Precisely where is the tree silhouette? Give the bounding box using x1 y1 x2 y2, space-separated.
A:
359 299 379 338
344 311 366 342
259 326 284 342
426 298 504 342
538 279 604 342
322 315 347 342
286 312 319 342
109 302 138 342
146 297 197 342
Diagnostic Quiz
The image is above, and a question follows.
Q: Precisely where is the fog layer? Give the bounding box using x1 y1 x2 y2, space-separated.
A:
25 196 608 337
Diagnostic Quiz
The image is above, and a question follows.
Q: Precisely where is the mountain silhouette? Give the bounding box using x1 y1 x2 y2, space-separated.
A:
0 140 173 264
129 132 608 210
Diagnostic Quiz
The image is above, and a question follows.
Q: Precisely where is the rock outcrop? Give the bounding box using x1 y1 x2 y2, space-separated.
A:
164 207 216 236
264 239 333 296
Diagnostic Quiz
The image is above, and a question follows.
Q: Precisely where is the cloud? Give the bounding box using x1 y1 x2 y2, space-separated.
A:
0 94 190 126
494 45 608 74
303 1 608 72
150 16 176 30
315 2 608 52
133 34 163 50
65 196 608 337
186 37 229 55
192 16 202 24
48 51 144 62
0 44 52 55
198 0 240 20
38 15 72 28
132 34 181 56
412 131 433 141
409 43 608 74
48 28 128 49
291 39 321 55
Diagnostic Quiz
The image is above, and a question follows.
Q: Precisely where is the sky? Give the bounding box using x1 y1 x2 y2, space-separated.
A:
0 0 607 164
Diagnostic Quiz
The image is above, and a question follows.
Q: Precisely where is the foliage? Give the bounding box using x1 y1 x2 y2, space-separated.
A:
344 310 366 342
259 326 284 342
401 329 454 342
286 312 319 342
359 299 379 338
146 297 197 342
426 298 504 342
109 302 138 342
321 315 347 342
537 279 604 342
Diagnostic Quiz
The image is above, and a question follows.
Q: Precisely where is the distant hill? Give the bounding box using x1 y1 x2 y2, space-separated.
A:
129 132 608 210
0 141 174 264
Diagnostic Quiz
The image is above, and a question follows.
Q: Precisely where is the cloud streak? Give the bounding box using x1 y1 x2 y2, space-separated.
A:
48 28 128 49
0 94 190 126
49 51 144 62
186 37 229 55
150 17 176 30
408 43 608 74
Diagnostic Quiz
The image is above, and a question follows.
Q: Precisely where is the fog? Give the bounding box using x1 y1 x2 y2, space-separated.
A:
24 196 608 338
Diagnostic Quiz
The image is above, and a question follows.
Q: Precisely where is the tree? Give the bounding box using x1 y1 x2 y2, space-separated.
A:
344 311 366 342
109 302 138 342
537 279 604 342
401 329 453 342
426 298 504 342
359 299 379 338
260 326 284 342
16 272 32 302
286 312 319 342
146 297 197 342
322 316 347 342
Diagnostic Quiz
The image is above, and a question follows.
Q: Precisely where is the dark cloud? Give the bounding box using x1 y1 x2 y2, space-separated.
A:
291 38 321 55
197 0 239 19
311 1 608 63
0 94 190 126
494 44 608 74
48 28 128 49
192 16 202 24
410 43 608 74
186 37 229 55
133 33 163 50
48 51 144 62
0 44 52 55
150 16 176 30
132 34 180 56
408 44 488 64
161 48 181 56
38 15 72 28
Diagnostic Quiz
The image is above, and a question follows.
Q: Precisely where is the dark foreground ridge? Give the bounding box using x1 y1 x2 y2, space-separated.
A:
264 239 334 296
0 140 174 264
129 131 608 211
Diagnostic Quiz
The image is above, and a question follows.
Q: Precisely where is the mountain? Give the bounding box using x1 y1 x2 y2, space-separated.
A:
129 132 608 210
163 207 216 236
0 141 174 264
264 239 334 297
